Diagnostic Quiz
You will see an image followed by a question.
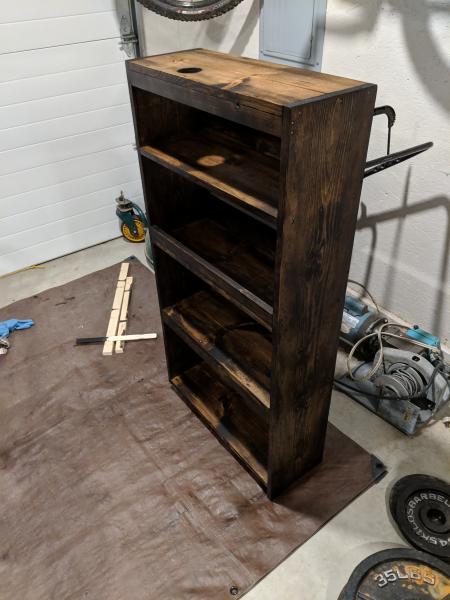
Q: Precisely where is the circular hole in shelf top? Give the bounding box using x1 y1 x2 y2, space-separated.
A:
177 67 202 74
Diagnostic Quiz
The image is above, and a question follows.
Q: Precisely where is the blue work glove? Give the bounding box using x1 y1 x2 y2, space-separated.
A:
0 319 34 338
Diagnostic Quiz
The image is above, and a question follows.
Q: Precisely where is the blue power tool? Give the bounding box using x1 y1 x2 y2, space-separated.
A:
340 295 385 349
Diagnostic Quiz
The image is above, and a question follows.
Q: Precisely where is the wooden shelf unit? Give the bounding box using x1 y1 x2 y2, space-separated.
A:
127 49 376 498
139 126 279 225
163 289 272 412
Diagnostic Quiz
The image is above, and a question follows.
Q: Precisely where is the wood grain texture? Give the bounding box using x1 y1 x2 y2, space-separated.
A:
148 247 204 382
140 132 279 224
269 86 377 497
164 290 272 415
114 321 126 354
134 91 280 225
150 225 273 330
102 308 120 356
127 67 282 137
127 50 377 497
173 218 275 305
118 262 129 281
112 281 125 310
172 362 269 487
128 49 366 109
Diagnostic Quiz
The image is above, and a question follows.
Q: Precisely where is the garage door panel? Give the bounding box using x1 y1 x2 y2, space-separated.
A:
0 123 135 176
0 84 129 129
1 163 140 219
0 218 121 274
0 104 132 152
0 2 141 276
1 195 142 261
1 12 121 54
2 180 143 235
0 145 137 199
0 38 124 83
1 0 117 24
2 205 122 255
0 63 126 107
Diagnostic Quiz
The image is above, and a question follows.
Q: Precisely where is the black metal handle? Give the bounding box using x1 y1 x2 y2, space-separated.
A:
364 142 433 178
373 105 396 128
373 105 396 154
75 337 107 345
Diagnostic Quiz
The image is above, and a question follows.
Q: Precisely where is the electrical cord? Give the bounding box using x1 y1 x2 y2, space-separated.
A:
334 378 430 403
347 278 380 313
346 321 443 382
336 359 448 405
338 279 450 409
335 378 432 405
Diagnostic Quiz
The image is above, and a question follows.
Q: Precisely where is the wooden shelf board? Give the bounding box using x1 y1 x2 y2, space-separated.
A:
129 49 368 109
172 363 268 488
173 218 275 304
150 220 273 331
163 290 272 413
140 130 279 225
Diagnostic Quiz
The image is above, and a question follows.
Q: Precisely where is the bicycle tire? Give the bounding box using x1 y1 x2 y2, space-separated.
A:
137 0 245 21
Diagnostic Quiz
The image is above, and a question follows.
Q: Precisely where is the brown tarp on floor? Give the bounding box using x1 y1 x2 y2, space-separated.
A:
0 259 384 600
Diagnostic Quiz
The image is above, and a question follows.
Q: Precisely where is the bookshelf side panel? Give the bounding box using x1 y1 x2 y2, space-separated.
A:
269 85 377 497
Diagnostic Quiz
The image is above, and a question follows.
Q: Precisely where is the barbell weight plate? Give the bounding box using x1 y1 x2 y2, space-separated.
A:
390 474 450 561
338 548 450 599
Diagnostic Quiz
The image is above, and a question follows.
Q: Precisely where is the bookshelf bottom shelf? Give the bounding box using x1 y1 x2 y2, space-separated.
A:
171 361 268 489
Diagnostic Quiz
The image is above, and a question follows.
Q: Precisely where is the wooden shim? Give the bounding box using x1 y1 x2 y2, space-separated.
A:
125 276 133 291
103 309 120 355
109 333 157 342
118 262 130 281
115 276 133 354
103 263 130 356
120 278 133 322
120 292 131 322
115 322 127 354
77 333 157 345
112 280 125 310
120 277 133 322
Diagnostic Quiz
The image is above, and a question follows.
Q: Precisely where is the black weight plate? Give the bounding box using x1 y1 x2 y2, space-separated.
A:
390 474 450 561
338 548 450 599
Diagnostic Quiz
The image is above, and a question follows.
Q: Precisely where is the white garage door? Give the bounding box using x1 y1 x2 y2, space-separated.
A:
0 0 143 276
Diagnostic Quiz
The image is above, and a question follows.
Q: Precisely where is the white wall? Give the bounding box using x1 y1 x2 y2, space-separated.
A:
138 0 450 340
138 0 260 57
322 0 450 341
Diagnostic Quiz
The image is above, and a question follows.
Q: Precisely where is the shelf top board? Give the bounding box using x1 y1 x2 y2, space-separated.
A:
127 49 372 112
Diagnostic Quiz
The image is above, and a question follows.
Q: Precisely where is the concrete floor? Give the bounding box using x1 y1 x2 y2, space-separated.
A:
1 238 449 599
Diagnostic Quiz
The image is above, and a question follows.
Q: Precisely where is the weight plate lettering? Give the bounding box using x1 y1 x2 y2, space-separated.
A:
390 474 450 561
339 548 450 599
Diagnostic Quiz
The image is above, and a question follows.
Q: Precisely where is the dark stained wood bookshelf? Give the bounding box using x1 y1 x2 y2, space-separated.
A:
127 49 377 498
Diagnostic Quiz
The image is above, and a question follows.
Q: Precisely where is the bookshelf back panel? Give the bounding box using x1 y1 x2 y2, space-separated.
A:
172 358 269 481
132 86 282 150
132 87 281 218
146 165 276 307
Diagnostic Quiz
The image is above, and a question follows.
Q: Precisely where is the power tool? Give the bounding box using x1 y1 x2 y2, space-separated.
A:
337 295 450 435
